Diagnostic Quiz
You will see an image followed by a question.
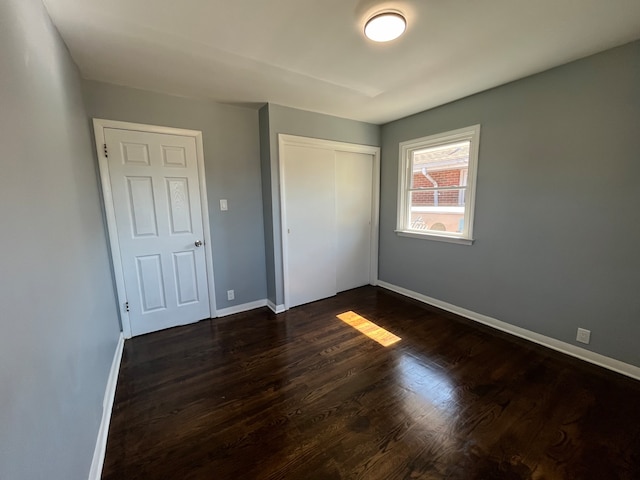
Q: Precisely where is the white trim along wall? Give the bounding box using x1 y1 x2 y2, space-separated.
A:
267 300 286 314
377 280 640 381
216 299 268 317
88 334 124 480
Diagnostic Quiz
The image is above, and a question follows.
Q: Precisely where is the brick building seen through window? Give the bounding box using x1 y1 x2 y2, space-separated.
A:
409 141 469 233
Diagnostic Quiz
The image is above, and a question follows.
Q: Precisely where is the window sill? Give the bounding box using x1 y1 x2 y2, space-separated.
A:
395 230 474 245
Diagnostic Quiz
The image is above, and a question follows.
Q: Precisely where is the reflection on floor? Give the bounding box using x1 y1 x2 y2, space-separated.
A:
102 286 640 480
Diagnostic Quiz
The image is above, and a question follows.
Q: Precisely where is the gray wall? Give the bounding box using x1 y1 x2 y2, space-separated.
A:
260 104 381 305
258 105 276 302
82 81 267 310
379 41 640 367
0 1 121 479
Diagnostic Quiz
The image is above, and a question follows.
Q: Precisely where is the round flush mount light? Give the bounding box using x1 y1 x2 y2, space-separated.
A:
364 11 407 42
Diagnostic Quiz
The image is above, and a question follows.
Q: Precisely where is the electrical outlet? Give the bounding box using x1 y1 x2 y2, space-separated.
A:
576 328 591 344
227 289 234 301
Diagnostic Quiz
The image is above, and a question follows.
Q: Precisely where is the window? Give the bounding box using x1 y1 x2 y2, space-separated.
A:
396 125 480 244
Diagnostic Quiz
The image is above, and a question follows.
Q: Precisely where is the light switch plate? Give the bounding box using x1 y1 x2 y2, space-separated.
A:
220 199 228 211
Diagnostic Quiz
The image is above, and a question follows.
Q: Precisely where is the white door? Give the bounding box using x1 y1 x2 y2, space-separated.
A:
336 151 373 292
283 145 336 308
105 128 210 336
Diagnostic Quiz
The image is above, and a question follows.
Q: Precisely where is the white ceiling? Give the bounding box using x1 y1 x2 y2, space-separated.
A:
43 0 640 124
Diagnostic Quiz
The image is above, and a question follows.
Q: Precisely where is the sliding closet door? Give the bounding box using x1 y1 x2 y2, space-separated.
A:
335 151 373 292
282 145 336 308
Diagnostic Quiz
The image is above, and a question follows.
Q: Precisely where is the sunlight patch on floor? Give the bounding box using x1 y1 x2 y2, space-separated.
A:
337 311 401 347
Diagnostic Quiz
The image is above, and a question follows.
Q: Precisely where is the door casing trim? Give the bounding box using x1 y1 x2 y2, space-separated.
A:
93 118 217 338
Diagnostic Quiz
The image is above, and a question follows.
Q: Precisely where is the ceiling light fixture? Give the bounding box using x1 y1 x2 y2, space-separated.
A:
364 11 407 42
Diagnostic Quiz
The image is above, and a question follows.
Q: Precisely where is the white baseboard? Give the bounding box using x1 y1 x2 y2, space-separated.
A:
267 300 286 314
88 333 125 480
377 280 640 381
216 299 268 317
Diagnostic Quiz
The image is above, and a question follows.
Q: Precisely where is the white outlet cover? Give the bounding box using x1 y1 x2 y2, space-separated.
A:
576 328 591 344
227 289 234 300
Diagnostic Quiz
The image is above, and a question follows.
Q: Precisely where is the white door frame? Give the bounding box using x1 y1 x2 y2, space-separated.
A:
93 119 217 338
278 134 381 311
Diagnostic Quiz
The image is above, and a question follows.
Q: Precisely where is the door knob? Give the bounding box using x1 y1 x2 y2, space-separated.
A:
194 240 203 247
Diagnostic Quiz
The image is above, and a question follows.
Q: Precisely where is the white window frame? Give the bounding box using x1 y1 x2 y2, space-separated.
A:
396 124 480 245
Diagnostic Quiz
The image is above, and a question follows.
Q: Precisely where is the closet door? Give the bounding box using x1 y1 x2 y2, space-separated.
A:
283 145 336 308
335 151 373 292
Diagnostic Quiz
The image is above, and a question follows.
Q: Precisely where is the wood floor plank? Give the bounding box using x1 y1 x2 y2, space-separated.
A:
102 286 640 479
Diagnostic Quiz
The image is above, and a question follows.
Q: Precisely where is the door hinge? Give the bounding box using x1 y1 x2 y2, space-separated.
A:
124 301 130 313
103 143 108 158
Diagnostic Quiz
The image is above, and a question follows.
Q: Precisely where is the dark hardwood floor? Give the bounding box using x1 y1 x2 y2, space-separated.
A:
102 286 640 479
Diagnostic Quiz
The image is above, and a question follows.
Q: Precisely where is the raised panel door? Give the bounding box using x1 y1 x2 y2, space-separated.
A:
106 128 210 336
